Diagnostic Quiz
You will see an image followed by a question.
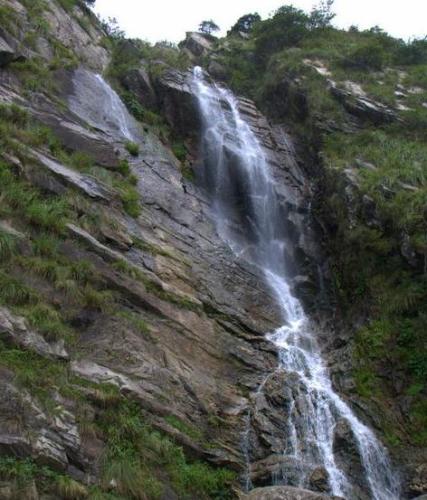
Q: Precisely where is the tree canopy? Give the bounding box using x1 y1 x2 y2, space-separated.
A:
229 13 261 34
253 6 309 62
199 20 220 35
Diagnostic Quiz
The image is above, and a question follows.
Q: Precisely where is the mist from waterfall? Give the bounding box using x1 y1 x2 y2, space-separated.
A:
191 66 400 500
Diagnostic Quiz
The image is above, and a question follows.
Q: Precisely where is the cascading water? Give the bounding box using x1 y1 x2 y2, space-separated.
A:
69 68 138 141
191 67 400 500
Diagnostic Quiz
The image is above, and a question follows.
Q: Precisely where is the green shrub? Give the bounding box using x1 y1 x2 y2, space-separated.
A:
125 141 140 156
172 142 187 162
165 415 203 442
24 303 71 341
99 401 234 499
115 310 150 336
0 273 37 306
32 233 60 258
102 458 163 499
0 6 18 32
0 230 17 262
118 159 131 176
81 286 113 312
394 37 427 65
10 58 54 94
253 6 309 64
118 184 141 217
25 198 69 232
120 91 145 122
69 151 94 171
341 41 389 70
0 457 37 484
55 476 88 499
0 103 29 126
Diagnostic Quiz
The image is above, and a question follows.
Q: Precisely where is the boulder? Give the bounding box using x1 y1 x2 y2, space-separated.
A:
121 65 157 111
240 485 342 499
250 456 293 486
333 419 358 456
409 464 427 496
309 467 329 492
329 80 398 124
179 32 214 59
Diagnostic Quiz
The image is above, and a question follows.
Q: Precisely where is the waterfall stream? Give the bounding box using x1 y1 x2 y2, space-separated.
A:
191 67 400 500
69 68 138 141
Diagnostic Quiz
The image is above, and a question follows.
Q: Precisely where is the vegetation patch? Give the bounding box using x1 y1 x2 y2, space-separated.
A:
98 400 235 499
125 141 140 157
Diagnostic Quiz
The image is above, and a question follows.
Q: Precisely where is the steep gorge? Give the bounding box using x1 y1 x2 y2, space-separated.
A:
0 1 426 499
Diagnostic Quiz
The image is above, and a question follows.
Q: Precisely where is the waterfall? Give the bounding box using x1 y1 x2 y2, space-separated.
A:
191 67 400 500
69 68 138 141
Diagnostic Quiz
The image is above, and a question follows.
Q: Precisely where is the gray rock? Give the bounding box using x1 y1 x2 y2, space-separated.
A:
0 36 15 67
241 485 342 499
0 371 80 471
0 307 68 360
309 467 329 492
180 31 214 59
68 68 141 143
155 68 201 136
329 80 398 124
121 65 157 111
409 464 427 496
28 150 115 201
41 1 109 71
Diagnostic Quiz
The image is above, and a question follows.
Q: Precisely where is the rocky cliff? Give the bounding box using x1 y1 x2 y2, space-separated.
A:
0 1 425 499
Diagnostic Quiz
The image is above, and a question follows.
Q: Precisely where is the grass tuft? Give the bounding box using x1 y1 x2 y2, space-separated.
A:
125 141 140 157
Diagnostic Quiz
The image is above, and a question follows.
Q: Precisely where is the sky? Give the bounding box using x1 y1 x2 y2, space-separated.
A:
93 0 427 44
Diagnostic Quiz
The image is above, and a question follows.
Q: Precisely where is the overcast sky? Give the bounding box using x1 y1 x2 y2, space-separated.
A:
93 0 427 44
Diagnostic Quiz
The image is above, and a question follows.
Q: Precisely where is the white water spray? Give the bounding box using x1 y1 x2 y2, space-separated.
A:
191 67 400 500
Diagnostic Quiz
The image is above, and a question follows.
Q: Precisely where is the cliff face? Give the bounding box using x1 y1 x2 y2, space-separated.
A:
0 2 317 498
0 2 425 499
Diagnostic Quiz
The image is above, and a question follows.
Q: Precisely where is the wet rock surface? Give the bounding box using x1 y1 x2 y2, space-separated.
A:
240 485 343 499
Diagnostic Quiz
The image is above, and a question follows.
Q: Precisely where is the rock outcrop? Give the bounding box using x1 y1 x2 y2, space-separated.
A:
0 307 68 359
120 65 158 111
179 31 215 60
240 485 343 499
0 35 16 66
